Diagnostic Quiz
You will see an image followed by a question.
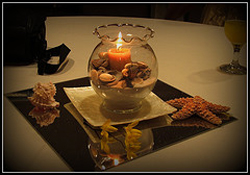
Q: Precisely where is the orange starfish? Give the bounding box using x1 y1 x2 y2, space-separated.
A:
166 96 230 125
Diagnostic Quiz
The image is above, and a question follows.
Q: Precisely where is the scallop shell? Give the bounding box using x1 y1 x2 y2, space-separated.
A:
28 82 59 109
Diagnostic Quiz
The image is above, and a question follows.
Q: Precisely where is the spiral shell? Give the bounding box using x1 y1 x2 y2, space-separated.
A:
28 82 59 109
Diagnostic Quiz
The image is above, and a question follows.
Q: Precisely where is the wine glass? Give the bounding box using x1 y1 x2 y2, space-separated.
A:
219 5 247 75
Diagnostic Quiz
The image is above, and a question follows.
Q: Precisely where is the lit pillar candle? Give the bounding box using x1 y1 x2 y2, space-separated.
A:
108 32 131 71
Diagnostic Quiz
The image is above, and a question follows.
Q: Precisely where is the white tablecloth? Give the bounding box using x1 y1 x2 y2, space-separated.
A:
3 16 247 172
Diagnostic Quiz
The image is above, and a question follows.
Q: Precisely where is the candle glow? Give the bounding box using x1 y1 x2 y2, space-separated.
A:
107 32 131 71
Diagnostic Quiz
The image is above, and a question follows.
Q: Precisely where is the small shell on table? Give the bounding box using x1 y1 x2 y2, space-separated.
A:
28 82 59 110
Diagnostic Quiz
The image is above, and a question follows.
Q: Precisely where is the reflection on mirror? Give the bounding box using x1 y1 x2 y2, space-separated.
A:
29 107 60 127
87 120 154 171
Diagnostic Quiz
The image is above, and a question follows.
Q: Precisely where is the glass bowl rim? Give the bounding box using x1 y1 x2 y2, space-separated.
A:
93 23 155 42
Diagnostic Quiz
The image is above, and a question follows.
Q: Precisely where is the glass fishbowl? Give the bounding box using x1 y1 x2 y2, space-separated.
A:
88 23 158 114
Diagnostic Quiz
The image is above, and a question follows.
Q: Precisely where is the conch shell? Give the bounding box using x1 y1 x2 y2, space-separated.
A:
28 82 59 109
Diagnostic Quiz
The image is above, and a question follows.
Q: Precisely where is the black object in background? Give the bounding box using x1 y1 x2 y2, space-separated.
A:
4 4 47 65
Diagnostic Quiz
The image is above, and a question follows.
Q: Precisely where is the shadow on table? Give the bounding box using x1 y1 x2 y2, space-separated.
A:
53 58 75 75
187 68 232 84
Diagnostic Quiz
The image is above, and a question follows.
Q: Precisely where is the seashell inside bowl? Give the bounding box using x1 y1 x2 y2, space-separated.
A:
28 82 60 110
137 61 148 69
124 62 139 69
91 57 109 69
99 73 116 83
98 52 109 60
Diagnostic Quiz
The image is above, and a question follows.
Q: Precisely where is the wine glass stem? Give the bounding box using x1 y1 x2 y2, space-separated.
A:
231 44 241 67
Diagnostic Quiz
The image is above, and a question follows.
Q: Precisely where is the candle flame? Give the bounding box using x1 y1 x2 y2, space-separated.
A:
117 32 123 49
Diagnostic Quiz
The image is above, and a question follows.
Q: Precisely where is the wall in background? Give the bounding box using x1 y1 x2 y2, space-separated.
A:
3 3 207 23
